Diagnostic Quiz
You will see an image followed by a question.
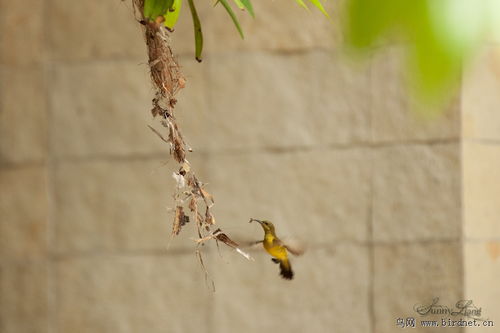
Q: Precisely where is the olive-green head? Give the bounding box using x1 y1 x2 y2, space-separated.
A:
250 218 275 234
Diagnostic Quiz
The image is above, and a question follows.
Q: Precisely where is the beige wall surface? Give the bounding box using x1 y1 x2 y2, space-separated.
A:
1 1 499 332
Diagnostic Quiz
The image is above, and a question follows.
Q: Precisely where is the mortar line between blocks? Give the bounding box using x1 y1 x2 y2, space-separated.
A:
48 247 197 261
368 148 375 333
42 28 53 333
43 0 58 331
191 137 460 156
45 137 462 164
463 138 500 145
458 91 466 312
367 51 376 333
44 238 468 262
459 85 467 333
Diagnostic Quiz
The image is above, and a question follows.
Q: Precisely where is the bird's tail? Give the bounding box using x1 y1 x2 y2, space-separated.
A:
279 258 294 280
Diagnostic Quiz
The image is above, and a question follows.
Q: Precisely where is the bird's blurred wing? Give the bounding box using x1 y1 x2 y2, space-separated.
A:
283 237 306 256
238 240 263 249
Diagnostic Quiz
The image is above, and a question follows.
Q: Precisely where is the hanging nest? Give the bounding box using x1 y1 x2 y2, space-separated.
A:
132 0 252 288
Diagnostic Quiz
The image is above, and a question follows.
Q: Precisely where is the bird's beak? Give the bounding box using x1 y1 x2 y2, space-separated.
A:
249 218 264 225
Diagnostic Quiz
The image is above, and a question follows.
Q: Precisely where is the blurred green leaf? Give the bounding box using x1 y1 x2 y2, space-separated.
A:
233 0 245 10
294 0 309 10
216 0 245 39
144 0 174 20
143 0 329 62
164 0 182 30
187 0 203 62
232 0 254 18
239 0 255 18
345 0 489 108
307 0 329 17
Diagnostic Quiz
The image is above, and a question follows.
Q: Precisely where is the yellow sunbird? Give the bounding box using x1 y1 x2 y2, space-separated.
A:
250 218 304 280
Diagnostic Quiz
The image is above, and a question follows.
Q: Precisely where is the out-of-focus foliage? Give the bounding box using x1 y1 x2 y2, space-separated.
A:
345 0 500 109
187 0 203 61
143 0 328 61
164 0 182 30
233 0 255 18
294 0 329 17
144 0 500 111
218 0 245 39
304 0 329 17
144 0 174 20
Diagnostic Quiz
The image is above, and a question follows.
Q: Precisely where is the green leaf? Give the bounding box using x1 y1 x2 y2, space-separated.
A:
187 0 203 62
239 0 255 18
164 0 182 30
233 0 255 18
294 0 309 10
233 0 245 10
345 0 484 110
307 0 329 17
216 0 245 39
144 0 174 20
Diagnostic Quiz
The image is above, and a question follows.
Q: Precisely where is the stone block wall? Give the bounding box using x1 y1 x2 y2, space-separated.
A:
462 46 500 332
0 1 498 332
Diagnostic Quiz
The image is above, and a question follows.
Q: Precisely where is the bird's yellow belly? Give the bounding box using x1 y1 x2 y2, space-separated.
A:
263 242 288 260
